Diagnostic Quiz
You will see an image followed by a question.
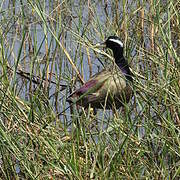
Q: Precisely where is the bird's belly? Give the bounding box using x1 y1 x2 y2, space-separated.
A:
94 75 132 109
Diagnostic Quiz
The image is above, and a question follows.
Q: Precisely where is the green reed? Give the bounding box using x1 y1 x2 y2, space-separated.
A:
0 0 179 179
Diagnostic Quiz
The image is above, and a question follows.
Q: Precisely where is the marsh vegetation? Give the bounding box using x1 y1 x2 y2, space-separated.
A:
0 0 179 179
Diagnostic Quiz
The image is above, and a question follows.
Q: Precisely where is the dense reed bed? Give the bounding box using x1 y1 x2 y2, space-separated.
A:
0 0 179 179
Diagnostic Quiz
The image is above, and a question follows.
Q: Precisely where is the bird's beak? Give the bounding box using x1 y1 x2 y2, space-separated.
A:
93 41 106 48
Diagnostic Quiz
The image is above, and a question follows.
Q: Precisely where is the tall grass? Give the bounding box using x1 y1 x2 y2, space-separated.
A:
0 0 179 179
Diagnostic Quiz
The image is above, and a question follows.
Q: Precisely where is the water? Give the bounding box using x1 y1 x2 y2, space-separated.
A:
1 1 178 177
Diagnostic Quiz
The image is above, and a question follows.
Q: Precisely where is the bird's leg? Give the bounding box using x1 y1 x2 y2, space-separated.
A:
112 105 119 119
89 107 97 116
121 106 126 117
80 105 97 119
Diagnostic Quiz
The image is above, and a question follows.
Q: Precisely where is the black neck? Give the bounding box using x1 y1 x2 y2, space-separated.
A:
112 49 133 81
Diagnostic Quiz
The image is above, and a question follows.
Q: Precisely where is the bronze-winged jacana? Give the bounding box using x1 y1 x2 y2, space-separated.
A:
67 36 133 109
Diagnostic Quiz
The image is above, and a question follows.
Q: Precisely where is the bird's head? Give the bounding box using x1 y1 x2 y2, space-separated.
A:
105 36 124 50
94 36 124 58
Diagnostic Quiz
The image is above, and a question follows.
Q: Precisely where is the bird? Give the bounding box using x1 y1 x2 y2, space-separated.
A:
67 36 133 109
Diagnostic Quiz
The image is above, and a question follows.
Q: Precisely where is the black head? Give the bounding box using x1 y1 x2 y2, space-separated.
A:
105 36 124 59
105 36 123 50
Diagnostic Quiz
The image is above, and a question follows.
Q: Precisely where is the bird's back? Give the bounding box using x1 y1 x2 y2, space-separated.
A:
68 66 133 109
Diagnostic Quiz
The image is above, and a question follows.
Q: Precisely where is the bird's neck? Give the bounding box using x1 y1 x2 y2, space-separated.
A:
113 50 133 81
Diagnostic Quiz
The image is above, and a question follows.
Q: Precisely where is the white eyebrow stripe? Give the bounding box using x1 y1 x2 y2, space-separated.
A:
108 38 123 47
